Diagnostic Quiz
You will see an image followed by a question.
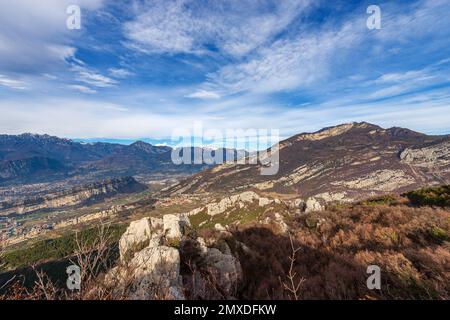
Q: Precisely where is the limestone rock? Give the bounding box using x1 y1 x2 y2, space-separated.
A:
305 197 324 213
129 245 184 300
291 198 306 213
163 214 190 240
400 141 450 167
258 197 273 207
119 217 153 260
206 191 260 216
331 169 415 192
215 223 226 232
200 243 243 298
112 213 244 300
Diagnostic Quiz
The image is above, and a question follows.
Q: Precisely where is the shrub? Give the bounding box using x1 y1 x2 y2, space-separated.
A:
405 185 450 207
360 194 399 206
430 227 449 244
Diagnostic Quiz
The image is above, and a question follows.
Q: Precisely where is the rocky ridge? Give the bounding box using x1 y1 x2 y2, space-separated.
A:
0 177 147 216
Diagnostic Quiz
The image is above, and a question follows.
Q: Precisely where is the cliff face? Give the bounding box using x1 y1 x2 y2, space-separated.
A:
0 177 147 216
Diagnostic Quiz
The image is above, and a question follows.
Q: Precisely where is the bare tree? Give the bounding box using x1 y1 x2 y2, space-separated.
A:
71 222 115 299
0 236 5 271
31 265 59 300
0 237 8 292
281 234 305 300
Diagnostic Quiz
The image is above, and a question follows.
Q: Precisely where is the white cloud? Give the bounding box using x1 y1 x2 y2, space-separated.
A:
1 86 449 143
108 68 134 78
124 0 312 56
195 0 450 97
0 0 104 74
0 75 27 90
207 20 363 95
368 67 446 99
72 65 117 88
186 90 221 99
0 0 449 143
374 0 450 43
68 84 97 94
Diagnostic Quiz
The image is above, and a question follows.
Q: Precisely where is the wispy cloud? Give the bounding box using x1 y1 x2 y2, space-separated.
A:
206 20 363 95
0 0 104 74
108 68 134 78
0 75 27 90
68 84 97 94
186 90 221 99
71 65 117 88
0 0 449 142
124 0 312 56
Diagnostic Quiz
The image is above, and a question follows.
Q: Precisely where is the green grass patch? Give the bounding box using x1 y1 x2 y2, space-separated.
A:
1 224 127 271
191 205 265 230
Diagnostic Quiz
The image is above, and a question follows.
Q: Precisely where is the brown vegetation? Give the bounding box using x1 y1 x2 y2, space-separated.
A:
1 194 450 300
231 202 450 299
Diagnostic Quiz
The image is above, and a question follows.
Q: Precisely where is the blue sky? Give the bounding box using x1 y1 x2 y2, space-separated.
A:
0 0 449 147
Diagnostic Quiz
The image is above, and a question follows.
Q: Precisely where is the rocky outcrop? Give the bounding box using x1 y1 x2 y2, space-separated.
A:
305 197 324 213
331 169 416 192
194 238 243 298
108 214 243 300
127 244 184 300
205 191 259 216
119 217 156 260
294 122 372 142
188 191 275 217
400 140 450 167
163 214 190 240
54 205 127 230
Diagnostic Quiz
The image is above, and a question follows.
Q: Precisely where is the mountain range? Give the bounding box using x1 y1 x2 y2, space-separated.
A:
2 122 449 205
168 122 450 202
0 133 242 185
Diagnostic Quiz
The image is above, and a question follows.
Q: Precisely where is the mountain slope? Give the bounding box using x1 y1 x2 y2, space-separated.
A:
167 122 450 202
0 157 66 181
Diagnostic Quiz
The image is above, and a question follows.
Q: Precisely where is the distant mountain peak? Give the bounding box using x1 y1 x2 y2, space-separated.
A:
130 140 153 148
129 140 172 154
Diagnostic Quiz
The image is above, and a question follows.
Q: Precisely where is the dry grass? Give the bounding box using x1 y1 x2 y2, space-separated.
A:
232 203 450 300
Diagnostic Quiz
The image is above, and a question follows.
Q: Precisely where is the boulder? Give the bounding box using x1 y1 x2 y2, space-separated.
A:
305 197 324 213
238 191 259 202
191 240 242 299
214 223 227 232
291 198 306 213
129 245 184 300
258 197 273 207
202 244 242 297
119 217 153 260
163 214 191 240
